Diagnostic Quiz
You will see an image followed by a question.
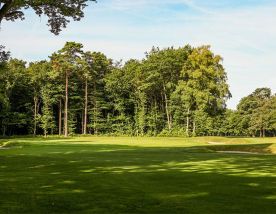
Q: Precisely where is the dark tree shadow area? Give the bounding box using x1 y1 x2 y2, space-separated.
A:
0 143 276 213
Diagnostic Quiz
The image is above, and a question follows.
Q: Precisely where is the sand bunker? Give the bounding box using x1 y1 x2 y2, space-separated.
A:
208 142 226 145
216 151 260 155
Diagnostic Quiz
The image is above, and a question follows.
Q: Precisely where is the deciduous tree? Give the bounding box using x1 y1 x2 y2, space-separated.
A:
0 0 96 34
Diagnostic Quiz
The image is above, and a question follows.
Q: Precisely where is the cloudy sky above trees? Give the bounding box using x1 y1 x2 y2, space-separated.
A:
0 0 275 109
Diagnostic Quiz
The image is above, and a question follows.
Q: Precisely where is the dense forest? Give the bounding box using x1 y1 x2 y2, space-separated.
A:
0 43 275 137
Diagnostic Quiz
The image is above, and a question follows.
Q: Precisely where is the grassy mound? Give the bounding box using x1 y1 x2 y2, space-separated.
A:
208 143 276 154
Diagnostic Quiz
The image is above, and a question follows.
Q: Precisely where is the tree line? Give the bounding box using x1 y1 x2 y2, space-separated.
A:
0 42 275 137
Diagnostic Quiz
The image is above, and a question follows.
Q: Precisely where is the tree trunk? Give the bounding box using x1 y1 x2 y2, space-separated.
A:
186 108 190 136
93 81 97 135
154 98 158 136
140 101 145 136
64 71 69 137
0 0 13 22
59 99 62 136
33 96 38 136
192 119 196 136
81 111 84 134
44 129 47 138
83 78 88 135
163 85 172 130
2 125 6 137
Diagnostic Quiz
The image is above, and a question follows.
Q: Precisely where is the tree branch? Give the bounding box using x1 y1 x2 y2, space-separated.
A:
0 0 13 22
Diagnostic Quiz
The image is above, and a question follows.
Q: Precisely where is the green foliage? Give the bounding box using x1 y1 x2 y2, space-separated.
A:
0 0 96 34
212 88 276 137
0 59 31 136
0 42 275 137
0 45 10 66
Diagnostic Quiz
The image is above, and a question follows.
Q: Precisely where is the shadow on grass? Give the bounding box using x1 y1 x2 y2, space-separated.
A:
0 143 276 213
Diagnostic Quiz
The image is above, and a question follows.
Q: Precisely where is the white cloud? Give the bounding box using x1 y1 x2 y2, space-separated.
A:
0 1 275 108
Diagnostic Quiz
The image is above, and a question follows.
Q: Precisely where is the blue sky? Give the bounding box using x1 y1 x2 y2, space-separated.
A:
0 0 275 109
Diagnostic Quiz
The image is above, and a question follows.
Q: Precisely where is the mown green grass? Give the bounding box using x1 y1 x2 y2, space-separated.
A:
1 136 276 213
